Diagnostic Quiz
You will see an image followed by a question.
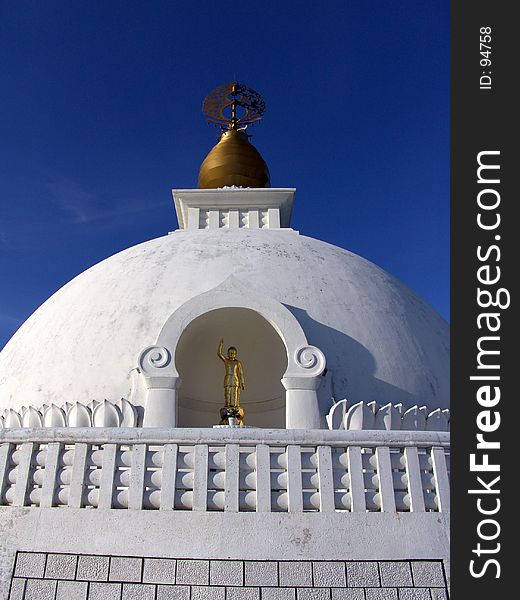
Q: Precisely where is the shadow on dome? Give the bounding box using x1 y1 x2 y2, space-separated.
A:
288 307 418 412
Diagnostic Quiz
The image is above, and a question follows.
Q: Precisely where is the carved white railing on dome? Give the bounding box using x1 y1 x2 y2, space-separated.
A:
0 428 450 514
0 399 138 429
326 400 450 432
1 398 450 432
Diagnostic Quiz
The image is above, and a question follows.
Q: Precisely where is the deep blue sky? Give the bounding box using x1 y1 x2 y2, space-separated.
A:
0 1 449 349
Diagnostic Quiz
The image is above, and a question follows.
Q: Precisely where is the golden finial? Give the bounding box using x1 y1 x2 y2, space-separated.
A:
198 82 270 189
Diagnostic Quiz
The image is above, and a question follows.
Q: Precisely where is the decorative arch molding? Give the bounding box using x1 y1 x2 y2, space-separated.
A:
138 275 325 428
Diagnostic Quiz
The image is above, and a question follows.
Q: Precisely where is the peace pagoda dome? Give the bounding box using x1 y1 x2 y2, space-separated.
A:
0 82 450 598
0 81 449 431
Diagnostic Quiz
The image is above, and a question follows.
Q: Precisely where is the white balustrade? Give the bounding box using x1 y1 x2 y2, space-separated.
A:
0 428 449 514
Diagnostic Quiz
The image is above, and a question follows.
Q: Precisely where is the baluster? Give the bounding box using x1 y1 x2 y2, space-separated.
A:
286 445 303 512
192 444 208 511
375 447 396 512
317 445 335 512
98 443 118 509
255 444 271 512
129 444 147 510
40 442 61 508
68 443 89 508
403 447 425 512
13 442 35 507
347 447 366 512
224 444 240 512
160 444 178 510
431 447 450 512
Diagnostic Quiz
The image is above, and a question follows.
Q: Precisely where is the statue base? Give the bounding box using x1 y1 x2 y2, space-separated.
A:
212 423 253 429
219 405 245 426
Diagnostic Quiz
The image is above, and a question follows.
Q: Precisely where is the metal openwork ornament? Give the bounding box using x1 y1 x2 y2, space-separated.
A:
202 82 266 131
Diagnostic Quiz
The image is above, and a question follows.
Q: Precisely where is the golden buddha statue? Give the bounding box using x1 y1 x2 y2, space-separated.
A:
217 339 245 426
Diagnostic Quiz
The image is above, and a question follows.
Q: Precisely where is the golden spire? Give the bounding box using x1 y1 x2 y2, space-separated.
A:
198 82 270 189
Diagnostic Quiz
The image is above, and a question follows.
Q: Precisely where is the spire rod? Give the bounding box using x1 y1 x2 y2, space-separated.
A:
230 83 239 130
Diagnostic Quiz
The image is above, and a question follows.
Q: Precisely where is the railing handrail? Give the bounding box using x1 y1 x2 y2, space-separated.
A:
0 427 450 447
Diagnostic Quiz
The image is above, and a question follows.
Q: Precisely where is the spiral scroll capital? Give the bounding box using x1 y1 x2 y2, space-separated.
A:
139 345 172 375
293 345 326 377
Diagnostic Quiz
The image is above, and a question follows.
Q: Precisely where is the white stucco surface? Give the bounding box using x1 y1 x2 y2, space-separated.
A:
0 507 450 599
0 228 449 414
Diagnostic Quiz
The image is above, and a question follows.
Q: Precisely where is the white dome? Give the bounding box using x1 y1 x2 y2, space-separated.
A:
0 228 449 419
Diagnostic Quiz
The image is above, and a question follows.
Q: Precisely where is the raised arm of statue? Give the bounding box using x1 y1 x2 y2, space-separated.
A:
217 339 226 362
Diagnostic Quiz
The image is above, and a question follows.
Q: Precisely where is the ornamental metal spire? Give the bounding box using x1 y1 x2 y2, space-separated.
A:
202 82 266 132
198 82 270 189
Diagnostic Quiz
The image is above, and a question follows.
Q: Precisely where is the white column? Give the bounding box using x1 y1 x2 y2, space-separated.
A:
139 345 180 428
282 376 322 429
282 345 326 429
143 381 180 427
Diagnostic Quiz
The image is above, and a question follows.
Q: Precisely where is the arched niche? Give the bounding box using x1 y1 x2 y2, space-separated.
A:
175 307 287 428
138 276 326 429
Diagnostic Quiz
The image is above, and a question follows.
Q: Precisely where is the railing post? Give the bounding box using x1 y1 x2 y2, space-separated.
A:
192 444 208 511
375 447 396 512
317 445 335 512
40 442 62 508
13 442 35 507
160 443 178 510
431 447 450 512
129 444 147 510
98 443 118 509
347 447 366 512
286 445 303 512
404 447 426 512
255 444 271 512
68 443 89 508
0 443 13 505
224 444 240 512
